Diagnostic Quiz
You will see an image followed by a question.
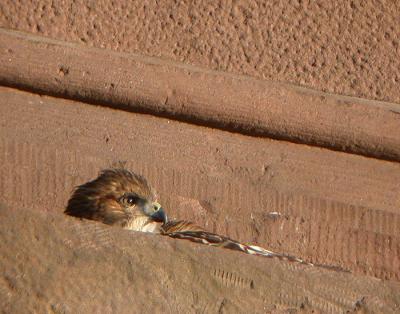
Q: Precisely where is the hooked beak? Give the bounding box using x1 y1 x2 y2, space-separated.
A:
150 203 168 224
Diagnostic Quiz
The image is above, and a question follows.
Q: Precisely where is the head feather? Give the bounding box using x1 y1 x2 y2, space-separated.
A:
65 168 157 227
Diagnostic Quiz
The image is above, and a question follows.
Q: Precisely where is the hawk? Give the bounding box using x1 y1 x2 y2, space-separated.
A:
65 168 311 265
65 168 167 233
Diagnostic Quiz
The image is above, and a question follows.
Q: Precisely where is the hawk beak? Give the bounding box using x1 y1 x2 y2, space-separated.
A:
150 204 168 224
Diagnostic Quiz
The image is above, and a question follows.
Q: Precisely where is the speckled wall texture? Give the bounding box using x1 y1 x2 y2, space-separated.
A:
1 0 399 103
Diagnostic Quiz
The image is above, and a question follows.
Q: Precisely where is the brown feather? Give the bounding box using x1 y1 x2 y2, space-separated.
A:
161 220 348 271
65 168 159 230
161 220 205 233
65 169 345 271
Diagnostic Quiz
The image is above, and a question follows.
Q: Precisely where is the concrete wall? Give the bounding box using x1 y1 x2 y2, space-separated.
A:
1 0 399 103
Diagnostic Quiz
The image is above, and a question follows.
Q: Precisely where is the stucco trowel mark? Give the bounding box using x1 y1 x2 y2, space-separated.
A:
62 220 115 252
301 273 362 311
278 285 349 313
4 135 400 237
1 133 400 281
212 268 254 290
256 183 400 279
307 293 347 313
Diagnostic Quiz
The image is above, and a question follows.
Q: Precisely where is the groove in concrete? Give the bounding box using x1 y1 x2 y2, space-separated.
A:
0 28 399 161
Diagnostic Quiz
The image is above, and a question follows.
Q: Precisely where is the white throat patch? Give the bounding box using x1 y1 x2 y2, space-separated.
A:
124 216 161 233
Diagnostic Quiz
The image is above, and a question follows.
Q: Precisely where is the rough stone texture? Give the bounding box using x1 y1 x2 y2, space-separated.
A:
1 29 399 162
1 205 400 313
0 1 400 311
1 86 400 285
1 0 399 104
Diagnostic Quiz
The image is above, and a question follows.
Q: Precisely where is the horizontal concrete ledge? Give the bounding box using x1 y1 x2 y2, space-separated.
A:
0 28 399 161
1 205 400 312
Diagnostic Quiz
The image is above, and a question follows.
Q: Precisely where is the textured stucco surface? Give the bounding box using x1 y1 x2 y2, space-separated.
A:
1 0 399 103
2 206 400 313
2 86 400 281
1 2 400 312
2 29 399 162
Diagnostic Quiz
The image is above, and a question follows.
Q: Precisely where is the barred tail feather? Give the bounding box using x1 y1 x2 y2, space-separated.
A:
162 227 313 265
161 220 347 271
244 244 314 265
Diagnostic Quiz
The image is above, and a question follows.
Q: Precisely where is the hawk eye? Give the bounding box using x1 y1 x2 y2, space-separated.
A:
125 194 139 205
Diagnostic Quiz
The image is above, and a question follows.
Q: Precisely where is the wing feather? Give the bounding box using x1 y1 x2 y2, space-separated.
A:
160 220 314 266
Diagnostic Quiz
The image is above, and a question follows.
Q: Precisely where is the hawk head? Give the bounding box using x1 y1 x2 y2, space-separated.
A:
65 168 168 233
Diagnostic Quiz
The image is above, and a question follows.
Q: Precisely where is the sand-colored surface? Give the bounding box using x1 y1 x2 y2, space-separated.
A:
2 204 400 313
1 0 399 103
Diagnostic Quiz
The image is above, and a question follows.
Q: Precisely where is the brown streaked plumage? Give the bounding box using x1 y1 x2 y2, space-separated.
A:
160 221 313 265
65 168 345 271
65 168 167 233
